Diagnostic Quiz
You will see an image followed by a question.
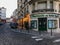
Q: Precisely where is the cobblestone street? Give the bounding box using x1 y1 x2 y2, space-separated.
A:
0 23 60 45
0 23 37 45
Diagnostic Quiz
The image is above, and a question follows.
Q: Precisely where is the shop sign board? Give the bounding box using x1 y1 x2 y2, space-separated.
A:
31 14 59 18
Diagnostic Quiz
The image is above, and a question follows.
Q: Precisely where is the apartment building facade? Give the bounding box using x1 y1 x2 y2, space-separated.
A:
13 9 18 19
29 0 60 33
11 9 18 22
17 0 31 29
17 0 60 33
0 7 6 23
17 0 30 18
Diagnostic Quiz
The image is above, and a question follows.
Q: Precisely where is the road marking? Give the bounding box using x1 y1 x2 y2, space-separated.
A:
53 39 60 43
31 36 38 39
35 38 43 41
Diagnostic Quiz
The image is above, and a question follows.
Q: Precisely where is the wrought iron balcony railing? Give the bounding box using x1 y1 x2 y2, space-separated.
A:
32 9 54 13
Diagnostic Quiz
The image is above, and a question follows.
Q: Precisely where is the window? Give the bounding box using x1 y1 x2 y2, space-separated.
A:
32 3 35 10
59 4 60 12
26 6 29 13
31 20 37 29
18 4 19 9
25 0 27 2
38 1 47 9
0 12 1 13
0 9 1 10
38 1 47 4
50 1 53 9
48 20 57 29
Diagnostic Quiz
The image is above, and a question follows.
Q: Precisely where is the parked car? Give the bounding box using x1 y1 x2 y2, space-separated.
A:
0 22 4 26
10 22 18 29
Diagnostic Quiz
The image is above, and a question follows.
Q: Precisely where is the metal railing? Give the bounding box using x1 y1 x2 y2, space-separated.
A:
32 9 54 13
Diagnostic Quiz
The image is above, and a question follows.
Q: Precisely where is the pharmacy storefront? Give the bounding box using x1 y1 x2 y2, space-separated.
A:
30 13 60 33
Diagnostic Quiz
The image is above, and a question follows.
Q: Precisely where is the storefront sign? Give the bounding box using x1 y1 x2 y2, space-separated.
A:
31 14 58 18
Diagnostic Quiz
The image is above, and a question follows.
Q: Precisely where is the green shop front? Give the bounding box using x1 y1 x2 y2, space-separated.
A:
30 13 60 32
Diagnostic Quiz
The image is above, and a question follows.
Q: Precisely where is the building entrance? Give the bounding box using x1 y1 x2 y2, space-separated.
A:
38 18 47 31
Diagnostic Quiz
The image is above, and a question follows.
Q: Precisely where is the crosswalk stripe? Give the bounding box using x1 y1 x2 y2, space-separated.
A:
53 39 60 43
31 36 38 38
35 38 43 41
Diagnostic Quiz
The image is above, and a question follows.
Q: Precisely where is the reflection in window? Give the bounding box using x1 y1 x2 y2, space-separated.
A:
31 20 37 29
48 20 57 29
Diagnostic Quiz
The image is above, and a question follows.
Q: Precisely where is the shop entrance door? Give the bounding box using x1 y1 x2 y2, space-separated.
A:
38 18 47 31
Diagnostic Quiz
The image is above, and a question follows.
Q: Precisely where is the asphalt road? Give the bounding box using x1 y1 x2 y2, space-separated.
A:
0 23 60 45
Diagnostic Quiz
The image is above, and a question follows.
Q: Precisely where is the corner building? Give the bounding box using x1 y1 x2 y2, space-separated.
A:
30 0 60 33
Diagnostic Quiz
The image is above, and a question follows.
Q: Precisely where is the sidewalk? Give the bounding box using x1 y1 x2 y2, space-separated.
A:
11 28 60 38
11 29 39 35
11 29 51 36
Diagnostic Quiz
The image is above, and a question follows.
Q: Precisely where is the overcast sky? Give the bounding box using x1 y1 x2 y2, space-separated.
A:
0 0 17 18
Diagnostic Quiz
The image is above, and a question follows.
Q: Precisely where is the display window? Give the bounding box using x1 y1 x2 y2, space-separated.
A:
31 20 37 29
48 20 57 29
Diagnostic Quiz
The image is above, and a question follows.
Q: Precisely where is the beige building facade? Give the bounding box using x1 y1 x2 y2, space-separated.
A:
17 0 31 18
17 0 60 33
17 0 31 29
30 0 60 33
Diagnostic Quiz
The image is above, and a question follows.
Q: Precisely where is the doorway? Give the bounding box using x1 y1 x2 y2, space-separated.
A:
38 18 47 31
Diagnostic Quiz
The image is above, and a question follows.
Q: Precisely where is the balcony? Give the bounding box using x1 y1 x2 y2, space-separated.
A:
32 9 54 13
31 0 60 2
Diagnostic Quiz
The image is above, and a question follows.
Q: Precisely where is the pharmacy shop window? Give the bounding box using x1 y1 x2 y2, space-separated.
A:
31 20 37 29
48 20 57 29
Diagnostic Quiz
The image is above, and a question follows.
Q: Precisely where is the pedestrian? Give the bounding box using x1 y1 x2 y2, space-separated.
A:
24 22 29 33
15 22 18 28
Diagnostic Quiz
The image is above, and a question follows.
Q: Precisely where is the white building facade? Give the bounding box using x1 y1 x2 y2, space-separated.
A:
29 0 60 33
0 7 6 19
0 7 6 23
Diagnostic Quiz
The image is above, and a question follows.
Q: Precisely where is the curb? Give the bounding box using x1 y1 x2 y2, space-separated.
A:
11 29 57 39
11 29 38 36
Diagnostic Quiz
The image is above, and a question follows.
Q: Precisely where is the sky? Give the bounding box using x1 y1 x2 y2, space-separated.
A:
0 0 17 18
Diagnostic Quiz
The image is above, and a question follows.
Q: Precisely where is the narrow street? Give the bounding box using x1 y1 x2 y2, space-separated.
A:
0 23 37 45
0 23 60 45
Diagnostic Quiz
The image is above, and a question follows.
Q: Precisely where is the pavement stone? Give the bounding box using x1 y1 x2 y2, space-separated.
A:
1 23 60 45
11 27 60 39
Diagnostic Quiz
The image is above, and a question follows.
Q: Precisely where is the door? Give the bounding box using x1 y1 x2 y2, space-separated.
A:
38 18 47 31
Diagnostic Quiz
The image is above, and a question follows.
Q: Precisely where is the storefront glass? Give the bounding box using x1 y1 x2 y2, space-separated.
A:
31 20 37 29
48 20 57 29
